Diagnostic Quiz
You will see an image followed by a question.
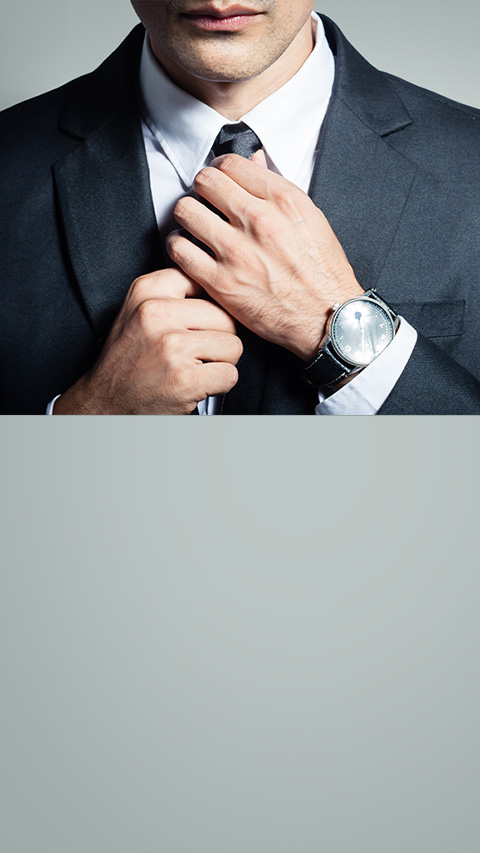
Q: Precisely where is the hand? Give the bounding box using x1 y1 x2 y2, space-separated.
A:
166 152 364 361
54 269 242 414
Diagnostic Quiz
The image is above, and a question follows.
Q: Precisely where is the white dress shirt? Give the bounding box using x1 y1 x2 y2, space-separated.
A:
47 14 416 415
139 13 416 416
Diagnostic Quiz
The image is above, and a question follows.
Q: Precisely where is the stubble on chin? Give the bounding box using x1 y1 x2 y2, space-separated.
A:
147 2 306 85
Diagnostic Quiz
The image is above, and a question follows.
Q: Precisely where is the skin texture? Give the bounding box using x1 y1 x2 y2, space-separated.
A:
55 270 242 415
167 152 362 360
131 0 316 118
56 0 363 414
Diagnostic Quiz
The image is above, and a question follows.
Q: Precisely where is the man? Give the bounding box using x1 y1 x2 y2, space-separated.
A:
1 1 480 414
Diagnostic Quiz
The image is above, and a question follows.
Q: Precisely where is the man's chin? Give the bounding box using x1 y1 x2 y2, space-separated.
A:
170 48 271 84
188 68 263 83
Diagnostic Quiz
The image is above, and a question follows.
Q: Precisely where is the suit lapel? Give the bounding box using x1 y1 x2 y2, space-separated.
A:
310 17 418 295
226 18 419 414
51 20 419 413
53 26 164 341
53 117 163 341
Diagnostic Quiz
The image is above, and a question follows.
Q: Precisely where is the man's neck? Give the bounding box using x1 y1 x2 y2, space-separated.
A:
150 19 314 121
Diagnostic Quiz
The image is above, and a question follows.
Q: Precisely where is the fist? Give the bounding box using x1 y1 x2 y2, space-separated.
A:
54 269 242 415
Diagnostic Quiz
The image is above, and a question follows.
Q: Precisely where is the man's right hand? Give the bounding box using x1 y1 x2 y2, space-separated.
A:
54 269 242 414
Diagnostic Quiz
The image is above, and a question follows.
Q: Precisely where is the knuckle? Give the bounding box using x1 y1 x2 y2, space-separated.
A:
136 298 159 333
226 315 238 334
169 364 201 407
275 186 303 215
167 236 186 266
233 335 244 361
248 206 266 234
168 236 196 270
167 237 181 263
224 364 239 390
161 329 184 358
262 218 278 241
214 306 236 333
179 364 199 394
248 205 275 241
194 167 214 189
168 364 186 391
155 298 176 326
129 275 149 302
131 275 146 291
222 241 241 267
218 153 238 173
174 197 194 220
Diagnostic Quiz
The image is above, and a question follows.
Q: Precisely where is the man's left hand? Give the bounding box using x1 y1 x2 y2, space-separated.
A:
166 152 364 361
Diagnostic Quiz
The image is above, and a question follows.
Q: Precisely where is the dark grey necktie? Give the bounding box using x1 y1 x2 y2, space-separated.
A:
211 122 263 160
190 124 263 415
196 122 263 229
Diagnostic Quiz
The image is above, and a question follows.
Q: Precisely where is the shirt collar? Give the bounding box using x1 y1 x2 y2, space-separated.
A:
140 13 335 188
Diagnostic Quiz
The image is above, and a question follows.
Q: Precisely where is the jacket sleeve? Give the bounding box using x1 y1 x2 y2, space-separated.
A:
378 333 480 414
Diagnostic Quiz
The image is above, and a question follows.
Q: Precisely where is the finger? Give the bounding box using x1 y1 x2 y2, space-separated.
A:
166 231 219 293
173 195 232 253
180 301 237 334
138 297 237 335
186 330 243 365
193 166 258 223
251 149 268 168
214 152 293 200
196 361 239 398
128 267 204 307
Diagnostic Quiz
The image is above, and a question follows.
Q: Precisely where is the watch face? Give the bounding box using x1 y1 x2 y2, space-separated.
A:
331 298 395 366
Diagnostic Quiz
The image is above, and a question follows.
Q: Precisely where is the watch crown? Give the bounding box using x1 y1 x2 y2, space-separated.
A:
331 302 341 312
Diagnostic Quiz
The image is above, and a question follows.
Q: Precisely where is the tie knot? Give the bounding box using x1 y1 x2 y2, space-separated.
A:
211 122 262 160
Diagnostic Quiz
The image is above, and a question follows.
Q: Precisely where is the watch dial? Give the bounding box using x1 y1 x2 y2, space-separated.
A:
331 299 395 366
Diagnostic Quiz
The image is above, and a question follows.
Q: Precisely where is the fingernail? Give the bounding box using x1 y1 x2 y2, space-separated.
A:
210 154 229 168
251 149 268 168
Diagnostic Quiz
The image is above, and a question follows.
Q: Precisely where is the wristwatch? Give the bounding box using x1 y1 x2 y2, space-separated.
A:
303 289 399 388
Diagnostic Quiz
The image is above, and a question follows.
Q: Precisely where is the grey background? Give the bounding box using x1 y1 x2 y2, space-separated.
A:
2 418 479 853
1 2 480 851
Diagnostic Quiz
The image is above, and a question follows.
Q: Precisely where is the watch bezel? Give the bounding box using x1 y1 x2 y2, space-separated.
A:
329 296 396 367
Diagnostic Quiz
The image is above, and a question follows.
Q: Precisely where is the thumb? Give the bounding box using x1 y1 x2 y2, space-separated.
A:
251 149 268 168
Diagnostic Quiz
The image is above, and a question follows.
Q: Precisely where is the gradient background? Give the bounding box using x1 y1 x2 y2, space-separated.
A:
1 3 479 852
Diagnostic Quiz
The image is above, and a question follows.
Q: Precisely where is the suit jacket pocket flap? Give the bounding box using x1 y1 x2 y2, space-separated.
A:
390 300 465 338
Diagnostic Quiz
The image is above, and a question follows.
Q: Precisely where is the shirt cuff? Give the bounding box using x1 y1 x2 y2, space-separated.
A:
198 395 223 415
315 317 417 416
46 394 62 415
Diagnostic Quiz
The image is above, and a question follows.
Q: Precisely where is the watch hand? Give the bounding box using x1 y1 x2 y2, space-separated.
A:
360 327 366 352
360 325 374 357
365 328 376 355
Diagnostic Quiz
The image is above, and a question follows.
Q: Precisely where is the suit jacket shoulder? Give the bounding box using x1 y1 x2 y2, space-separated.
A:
0 25 145 166
384 72 480 174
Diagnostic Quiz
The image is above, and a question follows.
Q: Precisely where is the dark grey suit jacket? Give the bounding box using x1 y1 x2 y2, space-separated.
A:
1 17 480 414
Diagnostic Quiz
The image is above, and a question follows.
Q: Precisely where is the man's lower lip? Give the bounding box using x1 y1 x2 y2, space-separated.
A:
183 13 260 32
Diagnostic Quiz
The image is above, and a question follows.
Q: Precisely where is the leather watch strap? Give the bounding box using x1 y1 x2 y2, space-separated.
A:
303 290 398 389
303 344 350 387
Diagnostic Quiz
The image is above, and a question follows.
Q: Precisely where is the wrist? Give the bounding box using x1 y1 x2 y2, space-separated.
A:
53 375 102 415
291 280 365 361
303 289 398 389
